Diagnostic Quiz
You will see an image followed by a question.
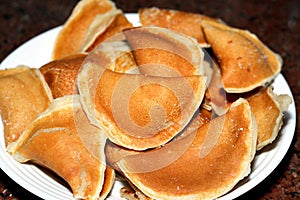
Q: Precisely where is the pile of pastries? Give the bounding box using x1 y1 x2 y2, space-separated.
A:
0 0 292 199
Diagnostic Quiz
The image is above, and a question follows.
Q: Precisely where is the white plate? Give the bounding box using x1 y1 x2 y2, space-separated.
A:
0 13 296 200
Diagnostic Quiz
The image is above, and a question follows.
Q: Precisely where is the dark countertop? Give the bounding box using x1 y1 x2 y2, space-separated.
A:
0 0 299 199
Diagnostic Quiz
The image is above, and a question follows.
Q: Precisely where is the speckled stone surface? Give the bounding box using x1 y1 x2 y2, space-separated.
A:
0 0 299 199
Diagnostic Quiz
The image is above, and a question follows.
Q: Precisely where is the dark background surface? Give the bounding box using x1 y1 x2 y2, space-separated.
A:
0 0 299 199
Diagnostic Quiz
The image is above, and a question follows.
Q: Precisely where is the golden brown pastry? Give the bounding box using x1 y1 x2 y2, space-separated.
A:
0 66 52 152
12 95 113 200
52 0 116 60
202 20 282 93
106 98 257 199
248 87 291 150
206 83 291 150
77 27 207 150
82 9 133 52
40 54 87 98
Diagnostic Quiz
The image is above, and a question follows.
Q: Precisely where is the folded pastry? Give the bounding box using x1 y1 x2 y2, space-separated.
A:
248 87 291 150
12 95 113 200
0 66 52 152
206 82 291 150
40 54 87 98
77 27 207 150
202 20 282 93
123 26 204 77
139 7 222 47
82 9 133 52
106 98 257 199
52 0 118 60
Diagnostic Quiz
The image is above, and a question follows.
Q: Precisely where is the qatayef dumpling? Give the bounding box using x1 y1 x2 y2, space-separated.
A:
248 87 291 150
82 9 133 53
202 20 282 93
12 95 114 200
52 0 115 60
106 98 257 200
77 27 207 150
0 66 52 152
205 84 292 150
